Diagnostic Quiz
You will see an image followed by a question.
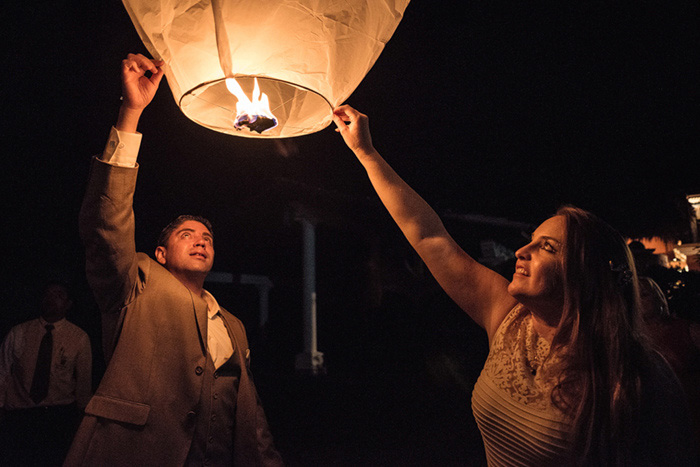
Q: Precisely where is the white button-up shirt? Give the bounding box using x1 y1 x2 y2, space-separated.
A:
0 317 92 409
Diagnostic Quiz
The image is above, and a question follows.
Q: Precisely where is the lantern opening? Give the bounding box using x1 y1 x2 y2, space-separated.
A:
179 76 332 138
225 77 278 134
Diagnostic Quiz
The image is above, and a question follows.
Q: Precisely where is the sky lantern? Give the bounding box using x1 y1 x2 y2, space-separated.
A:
121 0 410 138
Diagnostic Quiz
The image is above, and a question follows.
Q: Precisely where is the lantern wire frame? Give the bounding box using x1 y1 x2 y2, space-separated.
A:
180 75 333 138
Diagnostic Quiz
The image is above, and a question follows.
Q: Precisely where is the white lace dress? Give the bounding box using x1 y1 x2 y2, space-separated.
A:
472 304 573 466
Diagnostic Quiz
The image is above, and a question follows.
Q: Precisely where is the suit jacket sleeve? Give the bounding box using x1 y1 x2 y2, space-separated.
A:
74 331 93 410
79 157 142 356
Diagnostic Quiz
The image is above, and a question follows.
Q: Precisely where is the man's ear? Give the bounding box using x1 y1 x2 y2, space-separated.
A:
155 246 167 265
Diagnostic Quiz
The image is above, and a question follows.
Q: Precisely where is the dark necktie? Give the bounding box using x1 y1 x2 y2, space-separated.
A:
29 324 54 404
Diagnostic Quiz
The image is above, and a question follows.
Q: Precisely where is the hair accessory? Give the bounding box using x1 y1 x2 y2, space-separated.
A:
609 261 633 287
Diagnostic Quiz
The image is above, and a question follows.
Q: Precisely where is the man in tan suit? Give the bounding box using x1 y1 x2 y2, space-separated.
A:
65 53 283 466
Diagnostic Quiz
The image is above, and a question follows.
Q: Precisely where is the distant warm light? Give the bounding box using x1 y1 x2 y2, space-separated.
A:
687 194 700 211
225 77 278 134
627 237 675 256
687 194 700 221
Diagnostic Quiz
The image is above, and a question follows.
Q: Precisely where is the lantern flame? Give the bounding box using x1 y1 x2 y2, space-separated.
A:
225 77 278 134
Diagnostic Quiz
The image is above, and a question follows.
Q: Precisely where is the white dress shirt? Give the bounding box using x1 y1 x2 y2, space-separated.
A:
202 291 234 368
0 317 92 410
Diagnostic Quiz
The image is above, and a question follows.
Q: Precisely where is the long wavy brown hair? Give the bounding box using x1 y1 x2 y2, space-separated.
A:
550 206 652 465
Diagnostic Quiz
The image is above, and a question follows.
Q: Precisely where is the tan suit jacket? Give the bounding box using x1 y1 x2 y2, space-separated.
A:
65 158 282 466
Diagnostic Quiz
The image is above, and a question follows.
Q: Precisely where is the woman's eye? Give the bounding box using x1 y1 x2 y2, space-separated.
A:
541 241 555 253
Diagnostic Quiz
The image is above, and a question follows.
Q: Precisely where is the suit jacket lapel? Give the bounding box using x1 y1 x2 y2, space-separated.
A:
219 311 246 368
190 291 209 357
218 311 258 466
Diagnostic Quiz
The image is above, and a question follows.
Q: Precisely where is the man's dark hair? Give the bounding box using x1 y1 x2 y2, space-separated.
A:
157 215 214 247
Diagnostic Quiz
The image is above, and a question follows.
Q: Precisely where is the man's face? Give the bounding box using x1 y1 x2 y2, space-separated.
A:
41 284 72 321
155 220 215 277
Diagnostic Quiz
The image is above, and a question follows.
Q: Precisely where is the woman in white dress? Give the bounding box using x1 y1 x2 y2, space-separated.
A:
333 105 696 466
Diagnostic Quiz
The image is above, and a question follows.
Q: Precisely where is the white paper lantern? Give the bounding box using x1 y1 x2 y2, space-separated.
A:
122 0 410 138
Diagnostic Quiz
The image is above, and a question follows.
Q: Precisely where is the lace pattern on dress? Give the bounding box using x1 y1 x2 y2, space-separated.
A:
482 303 564 412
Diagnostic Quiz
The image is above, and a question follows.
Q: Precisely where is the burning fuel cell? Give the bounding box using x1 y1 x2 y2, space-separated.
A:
226 78 278 134
234 114 277 134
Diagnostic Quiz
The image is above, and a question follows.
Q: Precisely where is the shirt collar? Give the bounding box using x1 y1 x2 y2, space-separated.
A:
38 317 66 328
201 290 221 319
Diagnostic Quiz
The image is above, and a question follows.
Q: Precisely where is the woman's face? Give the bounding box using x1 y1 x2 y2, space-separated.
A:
508 215 566 317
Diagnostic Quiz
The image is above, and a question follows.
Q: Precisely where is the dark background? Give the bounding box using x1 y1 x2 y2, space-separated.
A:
2 1 699 464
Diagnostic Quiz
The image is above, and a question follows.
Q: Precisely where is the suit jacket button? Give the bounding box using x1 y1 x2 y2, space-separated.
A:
195 366 204 375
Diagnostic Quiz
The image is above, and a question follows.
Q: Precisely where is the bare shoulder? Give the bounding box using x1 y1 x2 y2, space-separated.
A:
483 294 519 342
428 240 517 338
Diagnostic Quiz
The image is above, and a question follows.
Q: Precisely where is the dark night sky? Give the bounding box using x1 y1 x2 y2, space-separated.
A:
3 0 699 315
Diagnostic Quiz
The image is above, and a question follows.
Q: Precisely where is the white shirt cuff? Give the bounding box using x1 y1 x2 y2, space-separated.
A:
100 126 142 167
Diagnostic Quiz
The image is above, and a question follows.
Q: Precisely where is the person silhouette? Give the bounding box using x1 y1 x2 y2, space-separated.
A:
0 280 92 465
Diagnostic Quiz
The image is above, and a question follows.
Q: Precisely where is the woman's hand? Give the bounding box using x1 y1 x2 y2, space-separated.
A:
333 105 376 158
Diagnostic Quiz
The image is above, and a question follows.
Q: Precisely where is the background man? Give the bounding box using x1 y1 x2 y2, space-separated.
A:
0 280 92 465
